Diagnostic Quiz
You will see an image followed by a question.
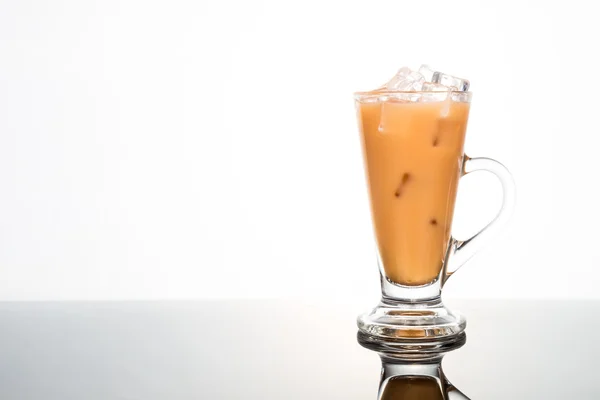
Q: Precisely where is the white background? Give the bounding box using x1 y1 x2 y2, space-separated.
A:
0 0 597 301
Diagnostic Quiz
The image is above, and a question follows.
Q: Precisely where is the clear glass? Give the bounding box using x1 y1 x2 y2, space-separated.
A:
358 330 470 400
355 90 515 340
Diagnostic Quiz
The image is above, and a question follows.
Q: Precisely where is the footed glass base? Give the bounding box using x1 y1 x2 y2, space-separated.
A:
357 298 465 341
357 330 466 361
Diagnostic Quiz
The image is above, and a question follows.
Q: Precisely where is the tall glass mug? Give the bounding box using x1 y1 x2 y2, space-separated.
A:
355 89 515 341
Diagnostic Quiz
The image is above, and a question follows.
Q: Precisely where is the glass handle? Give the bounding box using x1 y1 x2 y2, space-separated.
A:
444 156 516 283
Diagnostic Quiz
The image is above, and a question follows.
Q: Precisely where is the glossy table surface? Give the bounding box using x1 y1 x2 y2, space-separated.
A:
0 299 597 399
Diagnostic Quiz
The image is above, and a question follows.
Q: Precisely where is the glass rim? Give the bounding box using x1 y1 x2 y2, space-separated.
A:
354 89 473 101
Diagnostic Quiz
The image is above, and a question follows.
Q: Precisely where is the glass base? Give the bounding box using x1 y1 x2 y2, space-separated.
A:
357 298 466 341
357 330 466 361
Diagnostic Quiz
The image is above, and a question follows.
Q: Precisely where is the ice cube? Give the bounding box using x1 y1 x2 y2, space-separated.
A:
440 100 452 117
432 71 470 91
422 82 451 92
384 67 411 89
418 64 436 81
420 82 452 102
385 67 425 91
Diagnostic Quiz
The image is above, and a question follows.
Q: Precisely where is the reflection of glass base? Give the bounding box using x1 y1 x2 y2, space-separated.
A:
357 298 466 343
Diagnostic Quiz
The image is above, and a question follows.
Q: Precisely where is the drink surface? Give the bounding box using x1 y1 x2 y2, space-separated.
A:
357 97 470 286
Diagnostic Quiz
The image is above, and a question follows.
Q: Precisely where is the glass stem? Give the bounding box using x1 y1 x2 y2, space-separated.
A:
381 276 442 304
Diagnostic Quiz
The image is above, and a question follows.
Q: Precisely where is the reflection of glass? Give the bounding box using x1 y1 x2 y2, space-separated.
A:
379 362 469 400
355 90 515 340
358 331 470 399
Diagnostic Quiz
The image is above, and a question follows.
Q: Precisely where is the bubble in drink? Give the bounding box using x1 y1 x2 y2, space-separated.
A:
432 71 470 91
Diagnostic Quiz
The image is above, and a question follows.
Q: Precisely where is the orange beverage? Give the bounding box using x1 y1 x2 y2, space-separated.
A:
357 94 470 286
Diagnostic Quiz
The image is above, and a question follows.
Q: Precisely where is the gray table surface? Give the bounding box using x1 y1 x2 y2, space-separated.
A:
0 299 597 399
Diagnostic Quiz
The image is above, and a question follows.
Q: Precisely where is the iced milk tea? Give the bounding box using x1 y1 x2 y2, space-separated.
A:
357 95 470 286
